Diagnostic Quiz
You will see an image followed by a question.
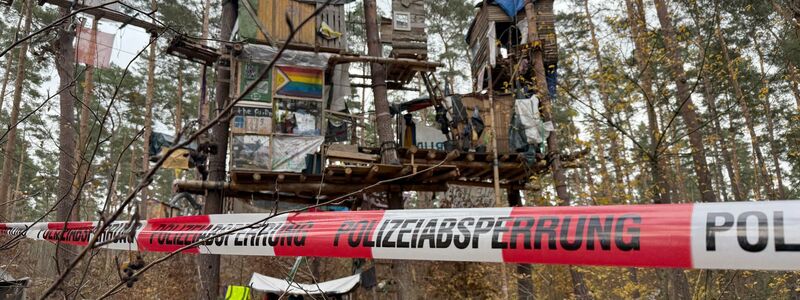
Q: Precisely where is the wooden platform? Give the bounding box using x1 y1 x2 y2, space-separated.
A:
175 147 556 206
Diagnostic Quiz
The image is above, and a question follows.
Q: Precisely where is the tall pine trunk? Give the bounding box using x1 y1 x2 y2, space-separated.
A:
176 62 184 131
0 0 32 218
72 18 99 220
700 68 742 201
526 1 592 299
714 24 773 199
54 4 79 294
584 0 626 200
652 0 715 206
787 63 800 111
690 25 744 202
754 41 786 199
364 0 399 164
140 0 158 217
197 0 237 298
625 0 672 203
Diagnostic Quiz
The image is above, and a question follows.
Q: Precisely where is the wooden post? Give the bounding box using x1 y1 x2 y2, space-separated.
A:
197 0 237 297
486 67 503 207
140 0 158 217
363 0 399 164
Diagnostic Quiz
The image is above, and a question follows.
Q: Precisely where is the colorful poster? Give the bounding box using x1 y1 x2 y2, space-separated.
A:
231 104 273 135
239 62 272 102
230 134 270 170
273 65 324 100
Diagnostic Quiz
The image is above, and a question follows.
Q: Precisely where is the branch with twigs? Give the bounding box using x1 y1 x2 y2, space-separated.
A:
36 0 336 298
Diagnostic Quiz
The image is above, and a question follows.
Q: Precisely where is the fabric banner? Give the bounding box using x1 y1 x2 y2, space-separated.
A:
76 25 114 68
273 66 324 100
1 201 799 270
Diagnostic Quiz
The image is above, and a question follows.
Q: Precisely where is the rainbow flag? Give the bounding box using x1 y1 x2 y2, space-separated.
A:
273 65 324 100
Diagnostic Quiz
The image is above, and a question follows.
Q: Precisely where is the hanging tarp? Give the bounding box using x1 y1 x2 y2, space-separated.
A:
494 0 526 18
249 273 360 295
3 201 800 270
272 136 324 172
239 44 331 68
76 24 115 68
514 95 545 145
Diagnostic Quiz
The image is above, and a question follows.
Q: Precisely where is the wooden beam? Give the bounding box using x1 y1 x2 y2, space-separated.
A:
425 169 459 183
326 149 379 162
174 179 450 195
41 0 163 33
365 165 380 182
329 54 443 69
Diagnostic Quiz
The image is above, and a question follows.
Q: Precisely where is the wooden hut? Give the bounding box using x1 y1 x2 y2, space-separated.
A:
380 0 427 59
465 0 557 91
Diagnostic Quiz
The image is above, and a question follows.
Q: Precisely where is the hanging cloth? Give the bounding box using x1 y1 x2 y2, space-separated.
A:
402 114 416 148
325 120 349 143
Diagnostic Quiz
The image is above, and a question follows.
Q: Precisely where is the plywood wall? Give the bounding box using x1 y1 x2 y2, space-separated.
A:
258 0 316 47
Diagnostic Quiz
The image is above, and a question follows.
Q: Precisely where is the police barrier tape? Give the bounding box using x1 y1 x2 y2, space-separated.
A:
1 201 799 270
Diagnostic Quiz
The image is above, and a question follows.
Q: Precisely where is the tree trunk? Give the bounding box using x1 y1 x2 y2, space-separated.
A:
10 135 25 220
54 4 79 295
574 56 611 199
364 0 398 164
0 0 32 219
197 0 237 298
176 61 184 131
754 41 786 199
199 0 211 126
701 77 737 202
0 0 25 113
141 0 158 217
71 18 99 220
787 63 800 111
584 0 626 200
652 0 715 205
0 55 13 113
526 1 592 299
625 0 671 204
508 189 535 299
692 31 743 202
714 24 773 199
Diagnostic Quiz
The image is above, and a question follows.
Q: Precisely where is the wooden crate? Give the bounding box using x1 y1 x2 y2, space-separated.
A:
315 4 345 50
458 94 514 153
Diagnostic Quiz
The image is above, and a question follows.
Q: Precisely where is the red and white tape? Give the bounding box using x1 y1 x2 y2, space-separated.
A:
1 201 799 270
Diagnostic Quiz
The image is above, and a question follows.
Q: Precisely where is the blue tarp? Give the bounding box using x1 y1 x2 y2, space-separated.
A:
495 0 526 17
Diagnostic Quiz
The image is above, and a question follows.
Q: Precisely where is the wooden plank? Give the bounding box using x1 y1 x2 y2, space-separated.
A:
326 149 379 162
42 0 162 32
328 144 359 153
258 0 315 46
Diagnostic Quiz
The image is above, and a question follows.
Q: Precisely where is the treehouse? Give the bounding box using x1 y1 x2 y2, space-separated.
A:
465 0 557 94
380 0 428 59
170 0 579 210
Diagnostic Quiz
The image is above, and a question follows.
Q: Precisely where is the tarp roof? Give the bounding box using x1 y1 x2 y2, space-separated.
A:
249 273 360 295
